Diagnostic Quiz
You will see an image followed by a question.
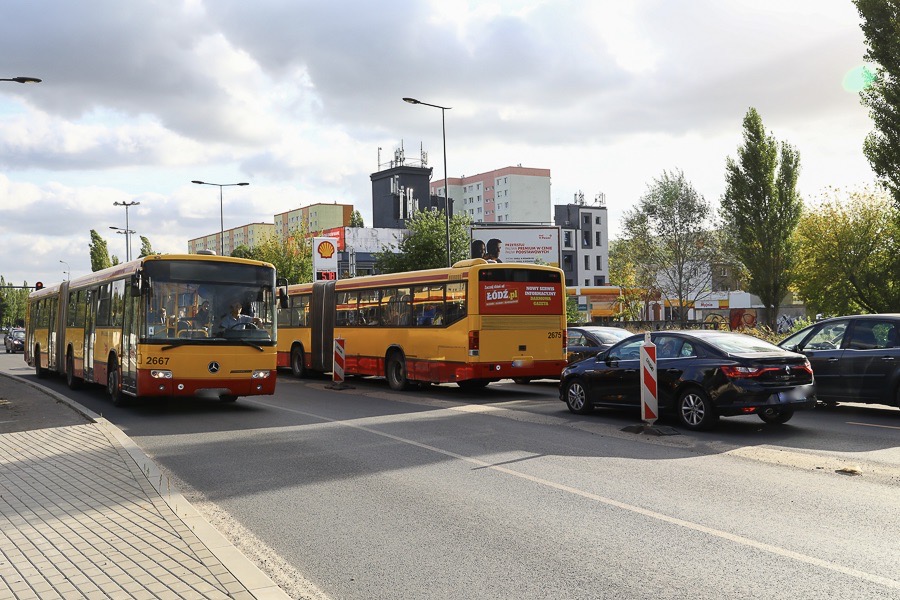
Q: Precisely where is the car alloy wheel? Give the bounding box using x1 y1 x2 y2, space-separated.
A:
677 388 718 430
565 380 593 415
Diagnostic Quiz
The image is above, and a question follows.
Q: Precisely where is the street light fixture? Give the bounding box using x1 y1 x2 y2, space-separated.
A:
109 226 136 262
113 200 140 262
59 260 70 281
191 180 250 255
403 97 452 268
0 77 41 84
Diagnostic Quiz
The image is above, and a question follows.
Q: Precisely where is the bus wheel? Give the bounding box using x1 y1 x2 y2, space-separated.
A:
386 352 411 391
457 379 490 390
34 348 45 379
107 364 125 406
66 351 82 390
290 345 306 378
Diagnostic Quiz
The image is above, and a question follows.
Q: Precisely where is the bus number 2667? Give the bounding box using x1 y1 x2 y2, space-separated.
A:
145 356 170 365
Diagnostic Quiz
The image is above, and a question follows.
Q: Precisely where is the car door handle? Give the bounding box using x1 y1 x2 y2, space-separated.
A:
623 369 637 374
665 369 681 374
827 358 839 362
881 356 895 361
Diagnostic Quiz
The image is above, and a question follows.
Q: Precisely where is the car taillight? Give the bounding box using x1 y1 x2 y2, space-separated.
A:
721 365 765 378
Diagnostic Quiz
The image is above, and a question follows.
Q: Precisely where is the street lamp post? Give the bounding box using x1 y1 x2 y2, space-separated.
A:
109 227 136 262
59 260 70 281
191 181 250 255
113 200 140 262
403 97 452 268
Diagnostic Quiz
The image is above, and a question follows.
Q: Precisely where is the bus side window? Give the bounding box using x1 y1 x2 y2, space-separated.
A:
444 283 467 325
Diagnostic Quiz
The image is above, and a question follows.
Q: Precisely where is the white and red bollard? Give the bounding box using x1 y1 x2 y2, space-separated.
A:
326 337 353 389
639 331 658 425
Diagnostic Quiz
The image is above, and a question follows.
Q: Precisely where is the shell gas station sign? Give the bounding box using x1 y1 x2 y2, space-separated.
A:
313 237 339 281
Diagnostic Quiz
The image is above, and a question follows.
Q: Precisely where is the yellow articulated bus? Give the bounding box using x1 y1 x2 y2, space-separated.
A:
25 253 278 404
276 258 567 389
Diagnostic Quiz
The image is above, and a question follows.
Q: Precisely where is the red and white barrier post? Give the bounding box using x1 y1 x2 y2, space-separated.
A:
327 337 353 389
639 332 658 425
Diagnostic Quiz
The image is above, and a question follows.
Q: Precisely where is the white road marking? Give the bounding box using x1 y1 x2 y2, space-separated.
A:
253 397 900 592
847 421 900 431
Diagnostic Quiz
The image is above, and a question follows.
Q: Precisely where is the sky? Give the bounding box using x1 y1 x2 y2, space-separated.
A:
0 0 878 287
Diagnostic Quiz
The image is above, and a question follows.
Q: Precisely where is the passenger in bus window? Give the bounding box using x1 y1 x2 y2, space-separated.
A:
191 301 211 328
148 305 166 324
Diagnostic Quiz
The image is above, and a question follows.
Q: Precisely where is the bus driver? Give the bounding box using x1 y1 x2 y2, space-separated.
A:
218 300 261 331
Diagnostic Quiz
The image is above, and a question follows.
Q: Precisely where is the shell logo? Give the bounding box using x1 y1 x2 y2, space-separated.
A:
317 240 336 259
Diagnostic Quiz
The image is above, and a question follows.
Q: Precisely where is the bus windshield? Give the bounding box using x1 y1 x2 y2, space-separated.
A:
142 260 275 343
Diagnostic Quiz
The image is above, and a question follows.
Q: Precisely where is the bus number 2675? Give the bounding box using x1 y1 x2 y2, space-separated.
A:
547 331 562 339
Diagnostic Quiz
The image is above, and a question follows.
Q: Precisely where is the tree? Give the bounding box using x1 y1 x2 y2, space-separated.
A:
621 170 717 324
607 238 645 321
375 210 472 273
230 245 254 259
0 278 30 328
720 107 802 327
350 210 364 227
88 230 113 272
793 187 900 315
854 0 900 208
244 228 313 284
565 296 581 324
138 236 156 257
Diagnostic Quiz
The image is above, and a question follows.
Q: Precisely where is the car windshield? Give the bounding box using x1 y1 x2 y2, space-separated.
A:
142 260 275 343
702 333 783 354
10 330 24 340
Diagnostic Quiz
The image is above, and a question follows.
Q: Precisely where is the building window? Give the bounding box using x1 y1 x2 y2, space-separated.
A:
585 279 590 286
595 216 601 224
564 231 572 247
584 255 589 269
582 231 591 246
596 255 602 270
583 215 590 225
596 231 601 245
563 255 573 270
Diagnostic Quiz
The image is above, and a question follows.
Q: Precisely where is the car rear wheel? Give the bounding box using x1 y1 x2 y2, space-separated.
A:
564 379 593 415
758 407 794 424
677 387 718 430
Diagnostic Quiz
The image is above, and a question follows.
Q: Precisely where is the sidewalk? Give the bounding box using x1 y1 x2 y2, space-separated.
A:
0 370 290 600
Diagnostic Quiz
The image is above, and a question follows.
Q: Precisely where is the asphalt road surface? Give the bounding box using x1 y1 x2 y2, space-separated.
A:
2 352 899 600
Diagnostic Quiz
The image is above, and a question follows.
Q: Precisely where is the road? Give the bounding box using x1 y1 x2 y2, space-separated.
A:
2 351 899 599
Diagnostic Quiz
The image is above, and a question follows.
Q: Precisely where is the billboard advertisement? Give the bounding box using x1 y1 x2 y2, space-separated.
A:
470 226 560 267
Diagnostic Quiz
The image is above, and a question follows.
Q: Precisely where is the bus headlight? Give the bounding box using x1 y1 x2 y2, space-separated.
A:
150 370 173 379
252 370 271 379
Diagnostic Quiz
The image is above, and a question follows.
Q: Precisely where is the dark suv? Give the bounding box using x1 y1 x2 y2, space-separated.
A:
779 314 900 408
4 328 25 354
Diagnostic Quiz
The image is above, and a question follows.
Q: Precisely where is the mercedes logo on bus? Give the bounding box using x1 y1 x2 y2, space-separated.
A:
208 361 220 374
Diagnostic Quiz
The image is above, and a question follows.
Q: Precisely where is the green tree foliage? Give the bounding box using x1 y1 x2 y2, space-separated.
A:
138 236 156 258
854 0 900 207
607 238 645 321
720 107 802 327
565 296 581 324
350 210 364 227
238 229 312 284
793 187 900 314
230 245 254 259
0 277 30 328
88 230 113 272
622 169 717 324
375 210 472 273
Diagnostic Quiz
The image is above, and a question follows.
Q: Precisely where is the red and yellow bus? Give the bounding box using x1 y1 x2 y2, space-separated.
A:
25 253 278 404
276 258 567 389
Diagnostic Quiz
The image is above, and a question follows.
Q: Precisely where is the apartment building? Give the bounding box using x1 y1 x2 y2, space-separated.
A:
431 166 551 224
275 203 353 237
554 195 609 287
187 222 276 256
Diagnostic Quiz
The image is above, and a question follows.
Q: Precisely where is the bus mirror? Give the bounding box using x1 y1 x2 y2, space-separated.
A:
276 277 287 287
129 274 141 295
278 287 289 309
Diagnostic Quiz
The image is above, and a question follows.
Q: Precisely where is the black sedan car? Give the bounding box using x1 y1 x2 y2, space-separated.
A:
4 328 25 353
560 330 816 430
566 326 632 363
778 314 900 408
